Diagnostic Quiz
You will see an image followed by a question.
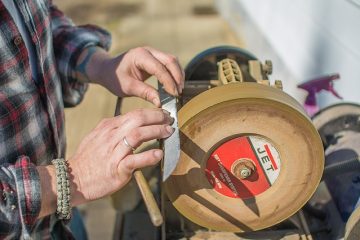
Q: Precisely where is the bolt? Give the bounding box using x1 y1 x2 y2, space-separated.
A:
240 167 252 179
231 158 256 180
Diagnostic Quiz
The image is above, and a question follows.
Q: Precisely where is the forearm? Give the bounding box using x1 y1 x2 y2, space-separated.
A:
75 46 114 86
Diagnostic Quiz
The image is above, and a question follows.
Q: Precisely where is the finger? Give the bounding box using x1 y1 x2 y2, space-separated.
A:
128 78 161 107
107 108 172 130
118 108 174 130
118 149 163 174
134 48 179 96
144 47 185 93
124 124 174 150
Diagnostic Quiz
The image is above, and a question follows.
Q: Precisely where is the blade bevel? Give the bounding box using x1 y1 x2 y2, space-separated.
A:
160 87 180 181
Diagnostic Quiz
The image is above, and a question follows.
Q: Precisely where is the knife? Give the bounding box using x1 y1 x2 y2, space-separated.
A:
159 85 180 182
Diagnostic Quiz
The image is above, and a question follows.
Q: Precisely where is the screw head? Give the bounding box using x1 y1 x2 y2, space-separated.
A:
231 158 256 180
240 168 252 179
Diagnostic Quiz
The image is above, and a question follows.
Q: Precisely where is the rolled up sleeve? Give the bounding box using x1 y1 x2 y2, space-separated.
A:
49 2 112 107
0 156 41 239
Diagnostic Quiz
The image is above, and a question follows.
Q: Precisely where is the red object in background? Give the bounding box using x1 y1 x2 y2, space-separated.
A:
205 136 281 199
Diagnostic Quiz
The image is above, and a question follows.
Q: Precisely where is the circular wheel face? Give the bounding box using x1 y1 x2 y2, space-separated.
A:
165 83 324 232
204 135 282 199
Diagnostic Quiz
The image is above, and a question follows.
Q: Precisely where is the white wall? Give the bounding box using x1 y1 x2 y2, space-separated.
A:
216 0 360 107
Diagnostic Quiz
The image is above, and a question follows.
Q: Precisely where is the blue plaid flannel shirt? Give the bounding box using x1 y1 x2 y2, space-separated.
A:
0 0 111 239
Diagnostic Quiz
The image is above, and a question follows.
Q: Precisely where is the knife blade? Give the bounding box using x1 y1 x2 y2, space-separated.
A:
159 86 180 182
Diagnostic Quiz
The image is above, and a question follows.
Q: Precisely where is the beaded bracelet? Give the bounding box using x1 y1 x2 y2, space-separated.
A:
51 158 71 220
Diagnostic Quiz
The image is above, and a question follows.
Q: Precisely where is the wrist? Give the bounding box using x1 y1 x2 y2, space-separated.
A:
37 165 57 218
37 160 87 219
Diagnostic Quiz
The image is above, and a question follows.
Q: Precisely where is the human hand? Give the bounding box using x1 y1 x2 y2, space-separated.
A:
80 46 185 107
67 108 174 205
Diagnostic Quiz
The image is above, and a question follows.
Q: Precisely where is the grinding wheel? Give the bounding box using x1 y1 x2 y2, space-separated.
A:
164 83 324 232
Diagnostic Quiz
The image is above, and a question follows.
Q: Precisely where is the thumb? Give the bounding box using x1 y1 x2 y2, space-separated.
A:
118 149 163 174
129 79 161 107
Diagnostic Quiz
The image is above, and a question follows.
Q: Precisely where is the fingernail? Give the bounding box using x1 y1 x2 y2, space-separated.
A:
178 86 182 95
166 125 175 134
154 150 163 159
162 109 170 115
174 87 179 97
152 98 160 107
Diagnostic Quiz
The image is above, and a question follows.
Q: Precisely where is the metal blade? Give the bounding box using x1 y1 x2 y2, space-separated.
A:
160 87 180 182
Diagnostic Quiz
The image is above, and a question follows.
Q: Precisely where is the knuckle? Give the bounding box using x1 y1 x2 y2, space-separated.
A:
121 116 131 127
124 111 135 120
125 110 143 125
115 114 124 123
99 118 111 127
129 128 142 142
167 55 177 64
134 47 147 55
155 64 168 77
133 108 143 116
134 109 146 123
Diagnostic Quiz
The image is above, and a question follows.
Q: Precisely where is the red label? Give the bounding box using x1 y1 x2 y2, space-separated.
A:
205 136 281 199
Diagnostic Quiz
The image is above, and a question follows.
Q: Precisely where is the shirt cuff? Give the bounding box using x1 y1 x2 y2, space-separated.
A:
53 25 112 107
9 156 41 233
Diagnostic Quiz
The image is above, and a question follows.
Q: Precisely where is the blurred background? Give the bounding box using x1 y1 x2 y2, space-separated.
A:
216 0 360 106
55 0 360 238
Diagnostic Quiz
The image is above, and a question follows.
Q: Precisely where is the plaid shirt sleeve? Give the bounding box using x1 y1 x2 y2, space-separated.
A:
49 1 112 107
0 157 41 239
1 0 112 238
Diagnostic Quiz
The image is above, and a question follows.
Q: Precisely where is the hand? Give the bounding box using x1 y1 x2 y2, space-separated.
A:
68 108 174 205
79 46 185 107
